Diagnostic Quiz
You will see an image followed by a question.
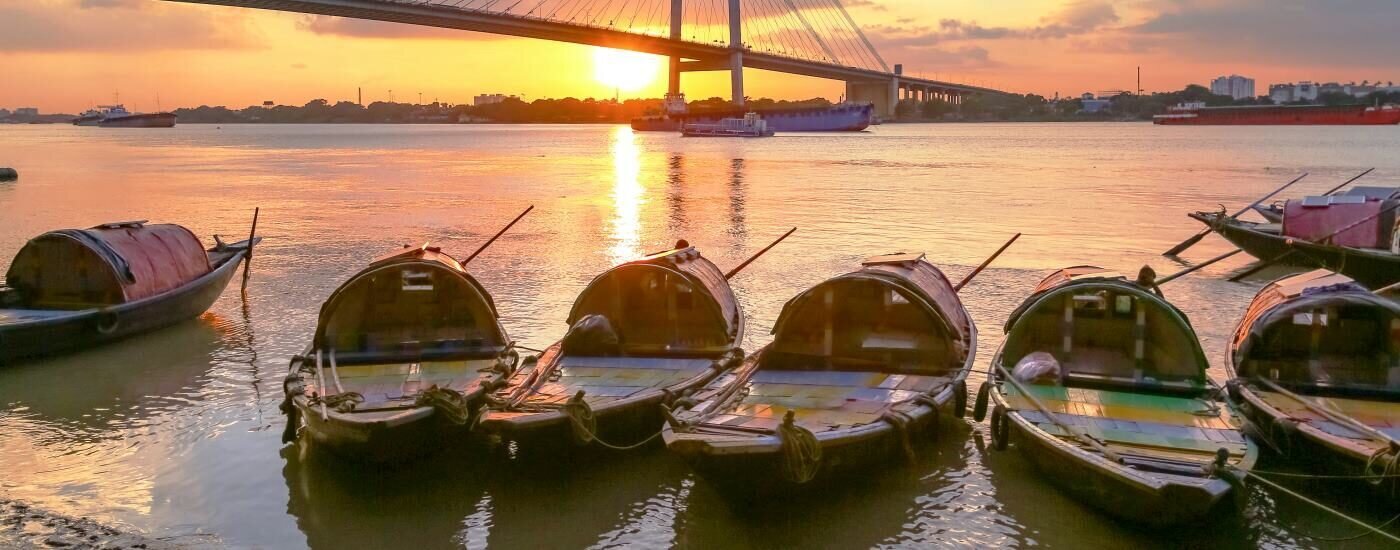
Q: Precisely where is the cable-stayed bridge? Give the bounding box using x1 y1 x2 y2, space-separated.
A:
166 0 1005 116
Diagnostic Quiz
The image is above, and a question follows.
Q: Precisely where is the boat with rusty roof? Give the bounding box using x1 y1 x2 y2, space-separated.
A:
1225 269 1400 498
0 218 258 363
663 253 977 492
980 266 1257 526
478 233 789 451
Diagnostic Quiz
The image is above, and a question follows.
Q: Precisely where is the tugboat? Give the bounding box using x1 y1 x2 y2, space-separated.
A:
681 112 774 138
633 93 873 132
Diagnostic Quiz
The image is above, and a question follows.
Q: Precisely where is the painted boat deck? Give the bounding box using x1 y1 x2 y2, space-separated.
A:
693 370 950 432
499 355 715 412
1005 384 1248 457
305 359 495 411
1255 390 1400 444
0 308 84 326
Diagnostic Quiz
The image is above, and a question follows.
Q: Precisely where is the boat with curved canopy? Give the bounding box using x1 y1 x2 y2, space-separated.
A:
982 266 1256 526
1226 270 1400 497
1 219 256 363
664 253 974 491
480 242 745 449
282 244 517 462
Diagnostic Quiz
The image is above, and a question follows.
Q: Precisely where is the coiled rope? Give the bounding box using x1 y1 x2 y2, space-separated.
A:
561 390 664 451
415 385 471 425
778 410 822 484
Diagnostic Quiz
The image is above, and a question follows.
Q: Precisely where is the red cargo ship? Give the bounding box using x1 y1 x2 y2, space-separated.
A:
1154 102 1400 125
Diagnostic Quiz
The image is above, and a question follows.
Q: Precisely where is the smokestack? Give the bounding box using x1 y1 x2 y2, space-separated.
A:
358 87 362 106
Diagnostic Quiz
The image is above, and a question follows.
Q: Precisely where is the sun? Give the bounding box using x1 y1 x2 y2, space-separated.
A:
593 48 662 94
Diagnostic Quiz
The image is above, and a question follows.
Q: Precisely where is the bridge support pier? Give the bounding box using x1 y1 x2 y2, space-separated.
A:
845 79 899 119
728 0 744 107
669 0 682 96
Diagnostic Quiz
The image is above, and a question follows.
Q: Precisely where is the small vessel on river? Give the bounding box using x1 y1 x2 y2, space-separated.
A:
664 253 976 492
1225 270 1400 498
72 104 177 128
480 241 747 450
632 93 872 132
0 219 257 363
980 266 1256 526
1154 102 1400 125
281 243 518 462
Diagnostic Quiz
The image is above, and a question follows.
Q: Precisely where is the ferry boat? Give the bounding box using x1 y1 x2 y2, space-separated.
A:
633 93 871 132
1154 102 1400 125
681 112 774 138
73 105 177 128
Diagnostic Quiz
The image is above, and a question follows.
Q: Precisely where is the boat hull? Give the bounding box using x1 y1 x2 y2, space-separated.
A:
1155 105 1400 125
1187 212 1400 288
289 389 475 463
98 113 177 128
633 103 872 133
0 247 246 364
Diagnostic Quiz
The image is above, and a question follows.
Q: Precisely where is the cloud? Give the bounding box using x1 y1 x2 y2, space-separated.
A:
843 0 887 11
298 15 488 39
0 0 258 52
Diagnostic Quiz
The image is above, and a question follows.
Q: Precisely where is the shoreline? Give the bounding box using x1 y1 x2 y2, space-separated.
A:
1 499 217 549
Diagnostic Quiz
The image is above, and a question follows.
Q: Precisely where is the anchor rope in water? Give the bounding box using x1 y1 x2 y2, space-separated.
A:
560 391 664 451
1238 467 1400 543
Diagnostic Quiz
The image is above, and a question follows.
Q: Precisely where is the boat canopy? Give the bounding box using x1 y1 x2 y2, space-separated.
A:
765 253 970 374
567 244 739 357
1231 270 1400 395
4 221 210 309
1003 266 1208 387
314 244 508 362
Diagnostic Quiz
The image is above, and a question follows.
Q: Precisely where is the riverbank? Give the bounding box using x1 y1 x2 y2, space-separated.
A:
1 499 217 549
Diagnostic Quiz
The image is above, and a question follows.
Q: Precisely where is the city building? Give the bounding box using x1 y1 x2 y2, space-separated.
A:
473 94 518 106
0 109 10 119
1269 81 1319 103
14 107 39 116
1210 75 1255 100
1079 92 1112 114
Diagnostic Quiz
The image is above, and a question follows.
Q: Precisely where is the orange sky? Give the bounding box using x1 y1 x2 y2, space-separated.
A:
2 1 1397 113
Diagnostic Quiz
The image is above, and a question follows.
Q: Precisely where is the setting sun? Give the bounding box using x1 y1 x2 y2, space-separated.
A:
592 48 662 94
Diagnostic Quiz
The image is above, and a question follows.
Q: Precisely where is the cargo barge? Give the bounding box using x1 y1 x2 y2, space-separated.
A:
1154 102 1400 125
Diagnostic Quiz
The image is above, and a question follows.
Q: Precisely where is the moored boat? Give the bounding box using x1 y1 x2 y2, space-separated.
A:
681 112 774 138
480 241 747 450
1225 270 1400 497
281 243 518 462
0 219 257 363
664 253 976 492
633 101 873 132
981 266 1257 526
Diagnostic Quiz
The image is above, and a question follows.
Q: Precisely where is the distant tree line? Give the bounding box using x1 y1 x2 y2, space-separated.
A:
172 96 835 124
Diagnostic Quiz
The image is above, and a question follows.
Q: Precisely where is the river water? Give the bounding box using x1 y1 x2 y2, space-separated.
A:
1 123 1397 548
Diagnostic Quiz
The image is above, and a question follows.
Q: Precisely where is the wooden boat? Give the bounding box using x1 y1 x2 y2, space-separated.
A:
1225 269 1400 497
480 242 745 450
281 244 518 462
1186 210 1399 288
664 253 975 491
981 266 1257 526
0 219 257 363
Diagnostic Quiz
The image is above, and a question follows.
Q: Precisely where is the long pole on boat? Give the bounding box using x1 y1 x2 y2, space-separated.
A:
242 207 259 292
953 233 1021 292
1229 200 1400 282
1152 249 1243 286
462 205 534 265
1164 172 1308 257
1321 167 1374 196
724 227 797 280
993 362 1123 463
1254 377 1400 450
1375 281 1400 295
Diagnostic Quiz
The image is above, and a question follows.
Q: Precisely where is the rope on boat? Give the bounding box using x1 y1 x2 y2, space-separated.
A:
415 385 471 425
279 372 301 444
1364 448 1400 496
882 410 918 464
560 390 664 451
318 391 364 414
778 410 822 484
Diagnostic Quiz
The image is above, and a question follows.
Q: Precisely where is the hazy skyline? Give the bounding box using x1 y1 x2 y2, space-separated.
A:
2 0 1398 112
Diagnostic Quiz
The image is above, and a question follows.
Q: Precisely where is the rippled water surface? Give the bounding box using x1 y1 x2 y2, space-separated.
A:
2 123 1398 548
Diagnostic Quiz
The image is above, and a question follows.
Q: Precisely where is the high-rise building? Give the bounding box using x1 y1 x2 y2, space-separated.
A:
1210 75 1256 100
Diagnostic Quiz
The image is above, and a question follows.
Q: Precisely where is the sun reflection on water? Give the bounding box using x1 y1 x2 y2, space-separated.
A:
608 126 645 263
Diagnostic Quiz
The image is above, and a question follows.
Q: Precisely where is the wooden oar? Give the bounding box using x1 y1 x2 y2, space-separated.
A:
1254 377 1399 450
1374 281 1400 295
724 227 797 280
1152 249 1244 286
241 207 259 292
1164 172 1308 257
462 205 534 266
1321 167 1375 196
993 361 1123 463
953 233 1020 292
1229 200 1400 282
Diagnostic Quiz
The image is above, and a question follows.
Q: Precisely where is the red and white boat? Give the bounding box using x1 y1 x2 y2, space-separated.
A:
1154 102 1400 125
74 104 177 128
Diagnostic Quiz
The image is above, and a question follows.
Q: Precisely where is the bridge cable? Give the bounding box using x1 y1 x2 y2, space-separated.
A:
780 0 840 64
827 0 886 71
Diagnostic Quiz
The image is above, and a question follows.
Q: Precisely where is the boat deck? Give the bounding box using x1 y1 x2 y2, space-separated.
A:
1255 390 1400 451
496 355 714 413
1005 384 1248 458
305 359 496 411
693 370 950 433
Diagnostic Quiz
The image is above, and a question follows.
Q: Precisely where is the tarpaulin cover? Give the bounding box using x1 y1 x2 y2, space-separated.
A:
6 222 210 306
1282 198 1395 248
